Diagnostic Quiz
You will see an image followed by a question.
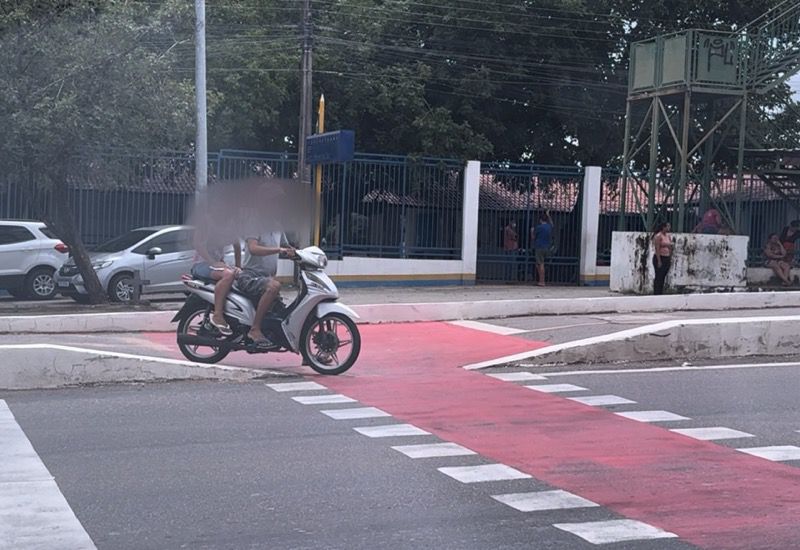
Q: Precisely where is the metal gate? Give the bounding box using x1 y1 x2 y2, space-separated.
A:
477 163 584 285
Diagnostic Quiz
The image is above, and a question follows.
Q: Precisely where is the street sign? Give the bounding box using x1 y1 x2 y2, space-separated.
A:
306 130 355 164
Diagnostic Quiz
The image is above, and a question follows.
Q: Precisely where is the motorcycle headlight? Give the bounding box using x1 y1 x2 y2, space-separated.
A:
317 254 328 268
92 260 113 270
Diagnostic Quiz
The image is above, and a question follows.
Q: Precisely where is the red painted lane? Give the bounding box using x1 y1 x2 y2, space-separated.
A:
312 322 800 550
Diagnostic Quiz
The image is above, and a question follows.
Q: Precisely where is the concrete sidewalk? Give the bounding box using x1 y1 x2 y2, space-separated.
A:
1 285 800 334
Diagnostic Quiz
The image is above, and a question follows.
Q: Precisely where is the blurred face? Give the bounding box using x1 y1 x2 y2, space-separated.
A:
665 223 671 232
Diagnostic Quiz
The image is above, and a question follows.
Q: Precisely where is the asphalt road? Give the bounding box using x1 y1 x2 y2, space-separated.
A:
5 354 800 549
5 380 697 550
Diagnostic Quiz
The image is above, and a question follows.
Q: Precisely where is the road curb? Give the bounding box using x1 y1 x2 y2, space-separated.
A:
1 291 800 333
0 344 288 390
463 315 800 369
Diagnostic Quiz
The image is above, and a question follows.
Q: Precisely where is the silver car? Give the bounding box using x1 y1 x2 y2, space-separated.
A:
55 225 202 303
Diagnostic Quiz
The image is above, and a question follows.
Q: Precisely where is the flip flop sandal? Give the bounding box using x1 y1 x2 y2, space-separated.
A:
248 337 275 350
209 318 233 336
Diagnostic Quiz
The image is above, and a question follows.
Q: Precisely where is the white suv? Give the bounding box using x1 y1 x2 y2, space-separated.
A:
0 220 70 300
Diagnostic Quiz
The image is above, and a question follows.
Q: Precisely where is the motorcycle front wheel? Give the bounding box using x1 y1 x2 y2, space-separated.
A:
177 304 231 364
300 313 361 375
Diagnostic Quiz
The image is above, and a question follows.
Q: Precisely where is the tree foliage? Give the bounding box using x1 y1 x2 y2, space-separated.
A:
0 0 195 302
2 1 800 302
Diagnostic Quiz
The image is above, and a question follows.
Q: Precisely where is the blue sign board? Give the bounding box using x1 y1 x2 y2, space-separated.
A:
306 130 355 164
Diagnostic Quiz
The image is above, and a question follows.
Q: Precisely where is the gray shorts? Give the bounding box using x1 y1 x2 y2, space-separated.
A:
535 248 550 265
236 269 272 301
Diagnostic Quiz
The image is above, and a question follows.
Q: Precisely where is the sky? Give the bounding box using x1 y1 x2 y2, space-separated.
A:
790 74 800 98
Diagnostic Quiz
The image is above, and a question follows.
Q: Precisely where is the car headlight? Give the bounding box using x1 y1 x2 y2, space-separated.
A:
92 260 114 270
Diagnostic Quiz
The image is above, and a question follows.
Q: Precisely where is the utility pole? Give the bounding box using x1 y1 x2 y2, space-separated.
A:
195 0 208 199
297 0 313 187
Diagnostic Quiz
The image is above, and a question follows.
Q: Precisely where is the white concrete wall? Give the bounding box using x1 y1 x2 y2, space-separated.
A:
611 231 749 294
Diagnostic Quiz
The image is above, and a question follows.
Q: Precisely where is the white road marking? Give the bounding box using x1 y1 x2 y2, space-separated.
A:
438 464 531 483
671 427 754 441
538 361 800 377
0 343 279 376
492 490 599 512
525 384 588 393
568 395 636 406
320 407 391 420
353 424 430 438
292 394 357 405
553 519 678 544
392 442 476 459
486 372 547 382
463 316 800 370
266 381 327 392
449 320 528 335
0 400 96 549
615 410 691 423
737 445 800 461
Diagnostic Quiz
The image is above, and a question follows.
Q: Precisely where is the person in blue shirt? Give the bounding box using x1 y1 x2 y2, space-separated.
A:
530 213 554 287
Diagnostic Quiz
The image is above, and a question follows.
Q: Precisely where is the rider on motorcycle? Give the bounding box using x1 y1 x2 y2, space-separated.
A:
191 206 241 336
236 226 295 348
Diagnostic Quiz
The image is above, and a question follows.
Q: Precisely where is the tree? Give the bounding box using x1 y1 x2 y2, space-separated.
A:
0 0 194 303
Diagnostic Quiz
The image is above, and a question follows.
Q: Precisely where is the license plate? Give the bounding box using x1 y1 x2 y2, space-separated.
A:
58 281 70 287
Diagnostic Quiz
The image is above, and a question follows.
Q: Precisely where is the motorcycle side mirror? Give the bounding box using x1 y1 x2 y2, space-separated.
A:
147 246 163 260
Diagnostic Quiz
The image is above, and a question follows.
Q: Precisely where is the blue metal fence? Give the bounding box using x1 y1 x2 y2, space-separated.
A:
477 163 584 285
319 154 464 260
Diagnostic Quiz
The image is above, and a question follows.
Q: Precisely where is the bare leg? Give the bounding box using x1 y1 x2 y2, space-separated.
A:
212 269 235 326
782 262 793 284
249 279 281 341
537 263 545 286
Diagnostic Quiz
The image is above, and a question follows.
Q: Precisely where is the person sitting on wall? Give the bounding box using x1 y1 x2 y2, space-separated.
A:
779 220 800 266
693 208 722 235
764 233 793 287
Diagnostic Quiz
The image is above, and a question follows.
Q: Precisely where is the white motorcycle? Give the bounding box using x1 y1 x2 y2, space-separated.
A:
173 246 361 375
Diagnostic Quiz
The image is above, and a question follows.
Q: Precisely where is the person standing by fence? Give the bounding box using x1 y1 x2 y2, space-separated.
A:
652 222 673 295
503 220 519 281
531 213 554 287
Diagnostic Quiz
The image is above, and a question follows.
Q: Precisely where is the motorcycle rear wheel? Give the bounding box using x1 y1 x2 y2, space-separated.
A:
177 304 231 364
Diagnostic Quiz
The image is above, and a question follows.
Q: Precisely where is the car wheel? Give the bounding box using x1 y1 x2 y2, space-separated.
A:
108 273 135 303
25 267 57 300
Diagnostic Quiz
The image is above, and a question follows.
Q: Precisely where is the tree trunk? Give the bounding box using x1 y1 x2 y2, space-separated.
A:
46 180 107 304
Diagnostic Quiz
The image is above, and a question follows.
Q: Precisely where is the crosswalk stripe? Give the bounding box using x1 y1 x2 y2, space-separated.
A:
525 384 588 393
615 410 690 423
568 395 636 406
492 490 599 512
486 372 548 382
0 400 96 549
438 464 531 483
266 381 327 392
554 519 678 544
391 442 476 459
671 427 754 441
737 445 800 462
353 424 430 438
320 407 391 420
292 394 356 405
